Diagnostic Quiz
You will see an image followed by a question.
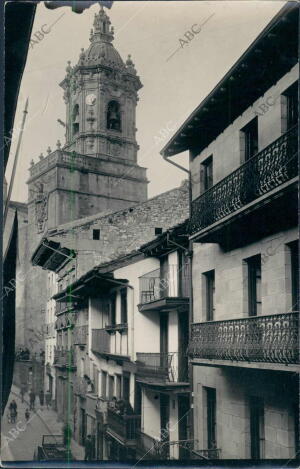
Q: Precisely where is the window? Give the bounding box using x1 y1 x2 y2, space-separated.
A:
109 292 116 326
107 100 121 131
246 255 261 316
120 288 127 324
155 227 163 236
108 375 114 400
204 387 217 450
203 270 215 321
241 117 258 161
101 371 107 399
249 397 264 459
289 240 299 311
93 365 98 395
283 81 298 131
116 374 122 400
122 374 130 402
201 155 213 192
93 229 100 240
72 104 79 136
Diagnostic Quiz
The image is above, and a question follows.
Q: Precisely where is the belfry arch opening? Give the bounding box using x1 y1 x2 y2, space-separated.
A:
107 100 121 131
72 104 79 136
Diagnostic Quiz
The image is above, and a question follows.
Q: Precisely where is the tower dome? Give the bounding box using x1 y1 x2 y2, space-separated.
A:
79 6 125 69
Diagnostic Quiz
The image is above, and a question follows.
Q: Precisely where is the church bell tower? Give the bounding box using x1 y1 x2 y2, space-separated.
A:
61 7 142 162
27 6 148 233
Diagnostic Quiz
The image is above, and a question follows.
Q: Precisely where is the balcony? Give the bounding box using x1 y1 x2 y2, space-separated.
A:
53 347 76 370
137 433 220 460
138 265 190 313
56 300 77 315
91 328 129 362
190 126 298 248
106 408 141 446
105 323 128 334
189 312 299 372
136 352 189 387
191 447 221 460
73 325 88 346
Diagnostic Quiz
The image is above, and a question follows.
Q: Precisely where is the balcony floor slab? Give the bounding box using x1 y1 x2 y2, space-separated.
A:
191 358 300 373
138 297 189 313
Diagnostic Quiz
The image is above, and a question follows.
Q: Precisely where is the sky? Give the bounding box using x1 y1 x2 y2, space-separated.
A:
6 0 284 202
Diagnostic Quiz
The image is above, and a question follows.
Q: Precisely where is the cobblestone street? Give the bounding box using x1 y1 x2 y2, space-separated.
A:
1 385 84 461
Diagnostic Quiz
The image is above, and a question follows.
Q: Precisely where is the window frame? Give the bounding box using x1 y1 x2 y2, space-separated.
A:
203 270 215 321
246 254 262 317
240 117 258 162
200 155 213 193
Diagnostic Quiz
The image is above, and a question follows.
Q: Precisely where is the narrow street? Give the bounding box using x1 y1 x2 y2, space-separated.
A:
2 385 63 461
1 385 84 461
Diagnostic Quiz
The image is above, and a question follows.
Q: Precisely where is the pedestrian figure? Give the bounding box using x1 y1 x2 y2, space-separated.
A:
39 389 44 408
84 434 93 461
29 390 36 410
9 400 17 423
20 386 26 403
25 408 30 422
45 390 51 409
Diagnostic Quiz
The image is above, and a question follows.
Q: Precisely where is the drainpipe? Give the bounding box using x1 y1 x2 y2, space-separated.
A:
162 154 195 451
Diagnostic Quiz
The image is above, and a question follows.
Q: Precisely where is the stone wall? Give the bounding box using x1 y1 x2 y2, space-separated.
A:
50 180 189 282
192 227 298 323
193 367 297 459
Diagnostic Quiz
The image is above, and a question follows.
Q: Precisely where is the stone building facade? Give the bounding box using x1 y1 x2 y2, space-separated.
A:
162 4 299 460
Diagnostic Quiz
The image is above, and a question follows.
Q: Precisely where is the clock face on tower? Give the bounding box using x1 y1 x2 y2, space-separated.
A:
86 93 96 106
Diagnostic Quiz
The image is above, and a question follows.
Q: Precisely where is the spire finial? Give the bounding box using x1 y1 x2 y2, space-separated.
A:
66 60 72 74
91 4 114 43
47 146 51 155
39 153 44 160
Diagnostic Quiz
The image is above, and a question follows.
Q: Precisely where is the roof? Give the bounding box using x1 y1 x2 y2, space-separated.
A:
139 220 189 257
53 269 128 302
59 6 141 90
31 238 75 272
161 3 298 157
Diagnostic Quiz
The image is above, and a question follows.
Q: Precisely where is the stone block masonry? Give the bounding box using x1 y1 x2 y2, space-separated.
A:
47 180 189 279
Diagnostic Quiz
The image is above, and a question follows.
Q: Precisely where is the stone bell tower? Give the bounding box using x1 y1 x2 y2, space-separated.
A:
27 6 148 234
22 6 148 353
61 6 142 164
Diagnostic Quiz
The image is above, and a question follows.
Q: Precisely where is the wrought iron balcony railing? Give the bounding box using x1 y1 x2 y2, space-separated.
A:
53 347 76 368
91 328 110 354
107 408 141 441
189 312 299 364
191 447 221 459
139 264 190 305
73 325 88 346
190 125 298 236
136 352 188 382
137 434 220 460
